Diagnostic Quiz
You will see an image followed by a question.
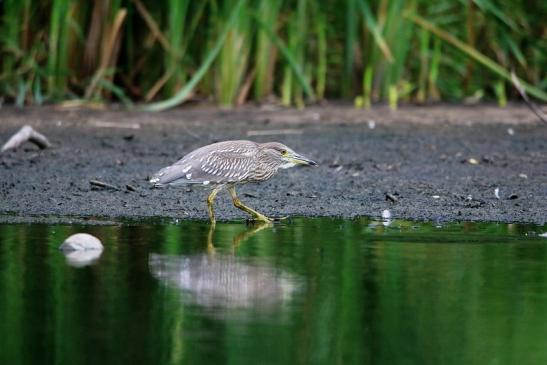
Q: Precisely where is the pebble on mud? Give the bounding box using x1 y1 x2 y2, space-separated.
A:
59 233 103 251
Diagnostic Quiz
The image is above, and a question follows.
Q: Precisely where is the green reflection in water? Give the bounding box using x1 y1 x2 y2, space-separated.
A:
0 218 546 365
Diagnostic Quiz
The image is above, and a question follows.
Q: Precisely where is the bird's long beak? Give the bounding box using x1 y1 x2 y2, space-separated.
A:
291 153 318 166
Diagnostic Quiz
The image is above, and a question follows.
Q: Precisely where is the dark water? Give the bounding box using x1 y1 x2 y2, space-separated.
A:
0 218 546 365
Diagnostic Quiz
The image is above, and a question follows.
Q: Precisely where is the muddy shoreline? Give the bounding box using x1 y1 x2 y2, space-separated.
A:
1 104 546 225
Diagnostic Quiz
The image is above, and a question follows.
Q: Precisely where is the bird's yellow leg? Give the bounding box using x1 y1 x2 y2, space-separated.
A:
228 186 272 223
232 222 272 251
207 223 216 253
207 186 223 225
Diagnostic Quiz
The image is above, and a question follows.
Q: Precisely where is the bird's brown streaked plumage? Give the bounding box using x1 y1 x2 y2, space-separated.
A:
150 140 317 224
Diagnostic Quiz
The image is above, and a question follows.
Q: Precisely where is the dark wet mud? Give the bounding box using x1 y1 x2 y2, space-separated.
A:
1 104 546 224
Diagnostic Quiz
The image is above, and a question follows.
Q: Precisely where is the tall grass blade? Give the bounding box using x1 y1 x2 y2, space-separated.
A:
47 0 70 98
316 13 327 100
141 0 247 111
342 0 357 96
417 28 430 103
472 0 518 31
132 0 170 51
253 14 316 103
253 0 282 100
405 11 547 101
356 0 393 63
362 65 373 108
428 38 441 101
165 0 190 94
217 0 251 107
85 8 128 100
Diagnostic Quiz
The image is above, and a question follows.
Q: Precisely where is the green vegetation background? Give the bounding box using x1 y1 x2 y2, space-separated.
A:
1 0 546 109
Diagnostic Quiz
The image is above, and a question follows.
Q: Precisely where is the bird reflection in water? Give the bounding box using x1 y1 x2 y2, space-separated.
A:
149 223 300 310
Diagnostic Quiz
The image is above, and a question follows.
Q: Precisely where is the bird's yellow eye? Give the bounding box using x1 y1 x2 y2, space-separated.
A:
281 150 288 155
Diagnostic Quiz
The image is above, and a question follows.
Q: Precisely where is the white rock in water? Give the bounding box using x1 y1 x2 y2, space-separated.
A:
60 233 103 251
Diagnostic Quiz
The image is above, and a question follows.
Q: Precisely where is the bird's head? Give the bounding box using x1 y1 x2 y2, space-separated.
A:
261 142 317 169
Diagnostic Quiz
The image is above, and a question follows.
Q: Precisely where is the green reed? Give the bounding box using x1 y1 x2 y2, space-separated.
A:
0 0 545 110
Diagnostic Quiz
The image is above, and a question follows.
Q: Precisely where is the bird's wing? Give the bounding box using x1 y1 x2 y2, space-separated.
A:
150 141 258 186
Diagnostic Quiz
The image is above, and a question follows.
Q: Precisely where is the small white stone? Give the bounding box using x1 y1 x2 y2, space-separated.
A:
507 128 515 136
494 188 500 199
432 195 440 199
186 173 192 179
59 233 103 251
203 180 210 185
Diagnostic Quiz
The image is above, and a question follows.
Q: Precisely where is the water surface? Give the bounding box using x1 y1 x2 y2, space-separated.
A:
0 218 546 365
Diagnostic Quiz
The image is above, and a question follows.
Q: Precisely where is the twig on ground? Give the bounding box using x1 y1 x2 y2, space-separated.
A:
385 193 399 203
247 129 303 136
125 184 137 192
1 125 52 152
90 180 120 191
90 120 141 129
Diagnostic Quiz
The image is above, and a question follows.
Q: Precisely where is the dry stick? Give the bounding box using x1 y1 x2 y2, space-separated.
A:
1 126 52 152
247 129 303 136
89 180 120 191
84 9 127 99
236 68 257 106
125 184 137 192
131 0 176 101
131 0 171 52
145 68 177 102
511 71 547 124
83 1 105 73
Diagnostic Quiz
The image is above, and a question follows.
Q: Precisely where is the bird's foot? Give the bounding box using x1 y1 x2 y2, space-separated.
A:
246 214 289 224
245 212 273 224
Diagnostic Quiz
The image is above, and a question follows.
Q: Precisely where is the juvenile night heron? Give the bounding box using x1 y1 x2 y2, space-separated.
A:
150 140 317 224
